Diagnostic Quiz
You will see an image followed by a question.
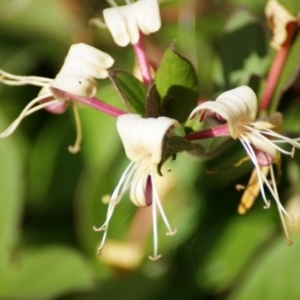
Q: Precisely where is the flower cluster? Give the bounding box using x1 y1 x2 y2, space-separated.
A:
0 0 300 264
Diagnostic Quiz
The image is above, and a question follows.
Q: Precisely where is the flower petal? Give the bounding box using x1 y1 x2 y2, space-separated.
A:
190 86 257 139
51 43 114 97
103 0 161 47
265 0 298 50
117 114 179 164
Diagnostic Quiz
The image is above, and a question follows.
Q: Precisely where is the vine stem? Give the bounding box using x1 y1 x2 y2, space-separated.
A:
260 23 298 111
185 124 230 141
50 87 126 117
132 32 152 86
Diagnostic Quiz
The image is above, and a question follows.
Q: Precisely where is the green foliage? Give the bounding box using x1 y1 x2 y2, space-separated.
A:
109 70 147 116
0 246 94 300
0 0 300 300
155 43 200 122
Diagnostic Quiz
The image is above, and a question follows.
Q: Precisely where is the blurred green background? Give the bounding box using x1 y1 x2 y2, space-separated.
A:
0 0 300 299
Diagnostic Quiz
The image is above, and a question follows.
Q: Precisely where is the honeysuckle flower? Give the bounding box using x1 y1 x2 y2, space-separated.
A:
101 0 161 47
189 86 300 244
0 43 114 152
265 0 299 50
93 113 179 260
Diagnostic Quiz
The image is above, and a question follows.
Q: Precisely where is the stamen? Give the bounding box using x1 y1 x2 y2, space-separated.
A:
239 136 270 207
93 161 137 254
68 102 82 154
151 168 177 236
244 125 294 156
89 18 107 28
148 199 162 261
0 70 52 86
0 94 60 138
269 165 293 246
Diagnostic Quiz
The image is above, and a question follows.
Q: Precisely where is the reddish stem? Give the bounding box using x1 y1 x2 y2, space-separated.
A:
50 87 126 117
132 33 152 86
185 124 230 141
260 23 298 111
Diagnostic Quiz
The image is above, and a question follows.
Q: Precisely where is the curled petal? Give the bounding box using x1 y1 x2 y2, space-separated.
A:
190 86 257 139
103 0 161 47
117 114 179 164
265 0 298 50
51 43 114 98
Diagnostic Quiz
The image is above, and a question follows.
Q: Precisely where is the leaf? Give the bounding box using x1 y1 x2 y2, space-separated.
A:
0 109 24 269
155 43 199 122
0 246 94 300
196 212 275 293
158 136 204 175
109 70 147 116
228 233 300 300
145 82 162 118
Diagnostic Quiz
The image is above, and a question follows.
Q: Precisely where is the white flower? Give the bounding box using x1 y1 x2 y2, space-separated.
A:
265 0 298 50
0 43 114 151
94 113 179 260
102 0 161 47
190 86 300 243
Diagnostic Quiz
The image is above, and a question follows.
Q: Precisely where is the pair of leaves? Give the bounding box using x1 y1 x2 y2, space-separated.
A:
109 43 199 122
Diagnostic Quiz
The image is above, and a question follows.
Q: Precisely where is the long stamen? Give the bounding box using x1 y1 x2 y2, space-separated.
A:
151 167 177 236
0 94 60 138
244 125 294 156
68 102 82 154
149 197 161 261
93 161 137 254
269 165 293 246
240 136 270 208
106 0 118 7
246 124 300 153
0 70 53 86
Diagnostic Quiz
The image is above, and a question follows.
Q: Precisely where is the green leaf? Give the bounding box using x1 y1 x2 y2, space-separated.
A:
0 246 94 300
145 82 162 118
109 70 147 116
0 110 24 269
155 43 199 122
282 1 300 14
197 212 275 293
228 233 300 300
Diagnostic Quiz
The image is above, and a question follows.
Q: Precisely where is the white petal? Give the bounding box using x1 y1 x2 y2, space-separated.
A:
50 43 114 97
133 0 161 35
103 7 132 47
130 168 149 207
117 114 179 164
103 0 161 46
190 86 257 139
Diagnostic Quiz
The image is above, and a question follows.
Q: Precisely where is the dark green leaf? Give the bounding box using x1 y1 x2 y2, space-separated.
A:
145 82 162 118
109 70 147 116
155 43 199 122
228 233 300 300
